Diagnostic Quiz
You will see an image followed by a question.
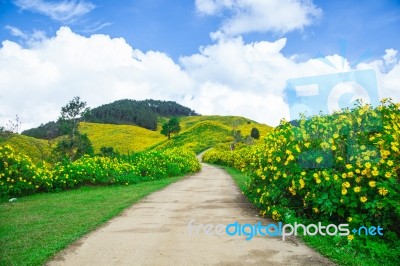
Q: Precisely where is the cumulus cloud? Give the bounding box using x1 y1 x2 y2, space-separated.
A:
0 27 399 131
0 27 193 130
195 0 322 35
13 0 95 23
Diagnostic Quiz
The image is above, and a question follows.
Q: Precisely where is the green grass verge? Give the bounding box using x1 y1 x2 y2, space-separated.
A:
0 176 185 266
218 165 400 266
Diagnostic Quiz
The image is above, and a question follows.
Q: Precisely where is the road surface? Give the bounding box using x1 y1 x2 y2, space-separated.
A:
48 163 334 266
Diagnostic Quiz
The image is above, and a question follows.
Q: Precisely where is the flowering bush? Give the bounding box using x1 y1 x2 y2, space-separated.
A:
0 145 200 199
202 145 255 171
203 100 400 236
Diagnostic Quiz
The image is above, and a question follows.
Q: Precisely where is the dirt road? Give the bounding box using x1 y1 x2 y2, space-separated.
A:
48 164 334 266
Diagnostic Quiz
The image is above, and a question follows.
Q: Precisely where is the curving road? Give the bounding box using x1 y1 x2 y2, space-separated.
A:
47 163 335 266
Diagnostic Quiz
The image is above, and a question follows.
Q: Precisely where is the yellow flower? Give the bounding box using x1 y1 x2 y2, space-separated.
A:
316 157 323 164
299 179 305 189
347 234 354 241
360 196 368 203
333 133 339 139
347 217 353 222
371 169 379 176
313 207 319 213
346 164 352 169
365 162 371 168
342 182 350 188
369 181 376 187
378 187 388 196
331 145 337 151
342 188 347 195
353 186 361 193
361 170 367 176
387 160 394 166
385 172 392 178
348 172 354 178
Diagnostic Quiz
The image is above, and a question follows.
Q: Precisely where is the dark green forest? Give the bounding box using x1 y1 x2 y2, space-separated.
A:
22 99 199 139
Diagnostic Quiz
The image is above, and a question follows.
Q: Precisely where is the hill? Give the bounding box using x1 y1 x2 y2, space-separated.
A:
22 99 199 139
0 133 51 163
80 116 272 154
78 122 165 154
180 115 272 138
7 115 272 158
85 99 199 130
152 116 273 153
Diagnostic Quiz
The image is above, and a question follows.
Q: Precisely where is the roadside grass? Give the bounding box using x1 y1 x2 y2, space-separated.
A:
220 165 400 266
0 175 185 266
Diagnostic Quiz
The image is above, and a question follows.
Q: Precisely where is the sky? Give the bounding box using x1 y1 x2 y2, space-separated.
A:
0 0 399 130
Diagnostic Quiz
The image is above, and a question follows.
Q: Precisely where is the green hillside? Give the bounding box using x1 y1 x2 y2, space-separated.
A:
0 133 51 162
152 116 272 153
22 99 199 139
152 121 232 153
180 115 272 138
80 116 272 154
2 116 272 159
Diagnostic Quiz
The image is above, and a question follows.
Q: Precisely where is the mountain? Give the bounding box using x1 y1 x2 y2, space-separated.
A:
21 99 199 139
85 99 199 130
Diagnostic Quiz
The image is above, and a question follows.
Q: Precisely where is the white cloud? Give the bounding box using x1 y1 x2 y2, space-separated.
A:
5 25 28 39
5 25 47 45
383 48 398 65
0 27 193 130
14 0 95 23
195 0 322 35
0 27 399 131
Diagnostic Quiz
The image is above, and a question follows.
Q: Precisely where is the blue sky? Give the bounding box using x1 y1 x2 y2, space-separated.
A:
1 0 399 60
0 0 399 129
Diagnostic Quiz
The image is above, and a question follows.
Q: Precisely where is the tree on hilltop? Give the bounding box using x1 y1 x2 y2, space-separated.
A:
161 117 181 140
55 96 93 161
251 127 260 139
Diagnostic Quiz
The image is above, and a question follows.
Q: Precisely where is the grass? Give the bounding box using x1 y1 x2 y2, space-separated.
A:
218 165 400 266
0 175 185 266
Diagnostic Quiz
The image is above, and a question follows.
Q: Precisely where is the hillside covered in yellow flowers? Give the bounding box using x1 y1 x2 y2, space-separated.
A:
0 115 272 160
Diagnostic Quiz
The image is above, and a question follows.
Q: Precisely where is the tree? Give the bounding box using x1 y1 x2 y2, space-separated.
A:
251 127 260 139
54 131 93 161
58 96 87 143
55 97 93 161
232 130 243 143
6 115 22 134
161 117 181 140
